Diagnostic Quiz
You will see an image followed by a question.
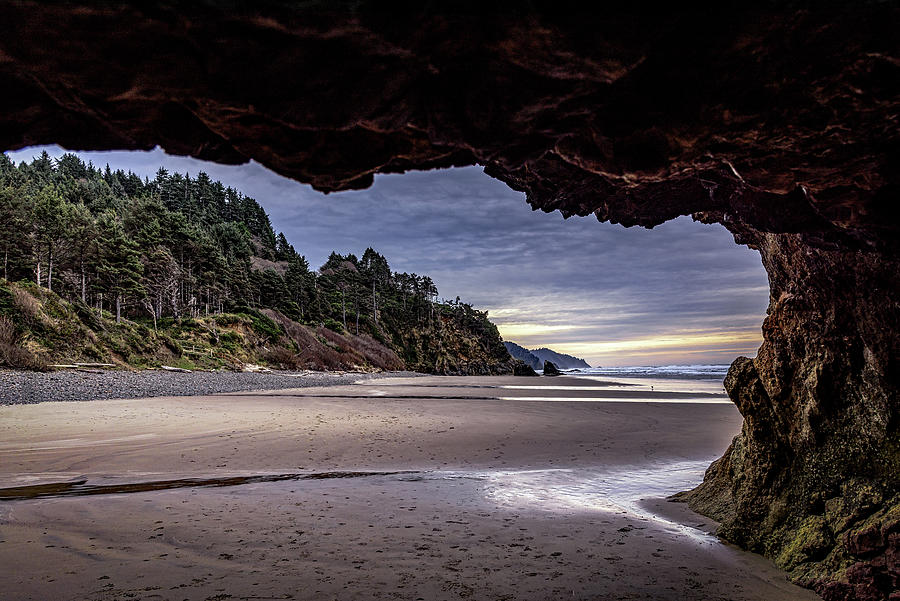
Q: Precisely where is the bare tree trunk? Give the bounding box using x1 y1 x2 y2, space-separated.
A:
81 267 87 303
36 261 41 287
47 246 53 293
144 299 157 333
116 294 122 323
3 249 7 280
171 285 179 319
187 260 193 314
179 247 184 313
341 290 347 329
315 279 321 318
372 280 377 325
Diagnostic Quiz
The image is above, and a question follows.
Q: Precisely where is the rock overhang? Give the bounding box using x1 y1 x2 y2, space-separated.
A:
0 2 897 252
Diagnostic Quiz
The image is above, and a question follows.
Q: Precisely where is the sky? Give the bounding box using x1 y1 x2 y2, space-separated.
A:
5 145 770 367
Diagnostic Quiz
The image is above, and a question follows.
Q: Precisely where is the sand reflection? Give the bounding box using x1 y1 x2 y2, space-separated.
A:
475 460 720 544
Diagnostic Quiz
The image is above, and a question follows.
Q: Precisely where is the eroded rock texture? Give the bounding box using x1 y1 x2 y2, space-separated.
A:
682 231 900 598
0 3 897 598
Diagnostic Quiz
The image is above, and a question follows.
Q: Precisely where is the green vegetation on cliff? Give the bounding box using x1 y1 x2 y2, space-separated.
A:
0 153 514 374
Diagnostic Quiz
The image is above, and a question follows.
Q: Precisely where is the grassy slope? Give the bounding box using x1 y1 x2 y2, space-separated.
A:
0 279 514 374
0 279 403 371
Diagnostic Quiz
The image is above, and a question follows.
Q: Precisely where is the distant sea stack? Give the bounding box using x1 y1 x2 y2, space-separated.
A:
542 361 562 376
503 342 591 370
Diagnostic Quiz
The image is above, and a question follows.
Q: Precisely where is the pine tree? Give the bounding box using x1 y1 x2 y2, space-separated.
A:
96 212 144 323
28 150 54 183
55 153 88 181
275 232 296 261
285 255 312 319
66 202 98 303
0 186 29 280
31 185 70 292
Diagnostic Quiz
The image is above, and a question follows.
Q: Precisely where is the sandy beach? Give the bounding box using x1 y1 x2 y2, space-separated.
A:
0 375 820 600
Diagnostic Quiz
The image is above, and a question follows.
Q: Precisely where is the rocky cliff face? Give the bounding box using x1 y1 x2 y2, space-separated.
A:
384 306 517 376
680 230 899 599
1 3 897 598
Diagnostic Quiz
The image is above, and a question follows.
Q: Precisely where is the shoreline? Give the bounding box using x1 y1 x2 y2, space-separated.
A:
0 368 424 405
0 375 818 601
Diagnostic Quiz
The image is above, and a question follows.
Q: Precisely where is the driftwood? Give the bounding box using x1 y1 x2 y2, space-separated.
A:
160 365 193 373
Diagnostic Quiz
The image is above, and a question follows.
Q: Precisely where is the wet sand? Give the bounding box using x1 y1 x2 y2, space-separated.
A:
0 375 820 600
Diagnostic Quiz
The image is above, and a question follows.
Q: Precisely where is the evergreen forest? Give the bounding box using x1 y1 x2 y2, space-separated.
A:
0 152 516 374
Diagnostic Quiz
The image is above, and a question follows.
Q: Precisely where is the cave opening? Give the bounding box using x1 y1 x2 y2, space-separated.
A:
4 144 770 371
1 3 897 600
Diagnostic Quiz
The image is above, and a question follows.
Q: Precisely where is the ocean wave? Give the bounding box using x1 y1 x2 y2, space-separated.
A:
565 364 730 379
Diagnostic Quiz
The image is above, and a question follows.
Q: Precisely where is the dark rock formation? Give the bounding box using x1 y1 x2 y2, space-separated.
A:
542 361 562 376
393 313 517 376
819 515 900 601
679 233 900 599
0 3 898 598
512 361 539 377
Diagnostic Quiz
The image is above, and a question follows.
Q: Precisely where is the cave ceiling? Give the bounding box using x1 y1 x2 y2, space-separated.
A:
0 2 897 251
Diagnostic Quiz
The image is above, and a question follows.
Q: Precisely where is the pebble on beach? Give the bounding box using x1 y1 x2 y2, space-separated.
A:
0 369 422 405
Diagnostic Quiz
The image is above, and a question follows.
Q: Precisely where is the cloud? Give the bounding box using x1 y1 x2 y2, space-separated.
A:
5 145 770 366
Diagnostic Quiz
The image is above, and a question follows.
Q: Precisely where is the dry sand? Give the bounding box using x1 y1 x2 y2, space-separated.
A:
0 375 820 600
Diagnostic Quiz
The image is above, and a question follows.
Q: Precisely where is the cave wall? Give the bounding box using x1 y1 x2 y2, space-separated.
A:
682 229 899 599
0 3 897 599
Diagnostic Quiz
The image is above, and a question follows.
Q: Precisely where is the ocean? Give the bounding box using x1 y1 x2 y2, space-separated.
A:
563 364 731 380
557 364 732 397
